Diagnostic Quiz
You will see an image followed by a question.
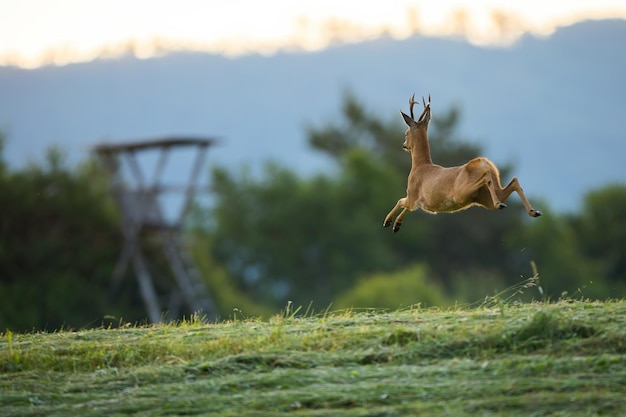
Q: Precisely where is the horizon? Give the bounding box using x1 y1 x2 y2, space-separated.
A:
2 0 626 69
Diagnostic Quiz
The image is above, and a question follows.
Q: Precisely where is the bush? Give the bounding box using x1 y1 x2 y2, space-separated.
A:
333 264 450 310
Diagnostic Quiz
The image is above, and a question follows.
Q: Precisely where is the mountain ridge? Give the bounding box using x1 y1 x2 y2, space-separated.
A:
1 19 624 212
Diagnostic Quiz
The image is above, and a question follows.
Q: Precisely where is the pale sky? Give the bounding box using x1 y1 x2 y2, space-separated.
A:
1 0 625 68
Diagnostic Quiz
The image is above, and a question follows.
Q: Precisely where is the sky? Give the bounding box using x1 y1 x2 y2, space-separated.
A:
2 0 626 68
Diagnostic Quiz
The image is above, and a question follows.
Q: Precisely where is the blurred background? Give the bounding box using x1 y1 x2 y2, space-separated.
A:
1 0 625 331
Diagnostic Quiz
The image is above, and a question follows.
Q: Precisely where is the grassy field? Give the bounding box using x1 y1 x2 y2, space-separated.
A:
2 298 626 416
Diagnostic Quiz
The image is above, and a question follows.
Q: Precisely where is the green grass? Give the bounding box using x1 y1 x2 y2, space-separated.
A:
2 300 626 416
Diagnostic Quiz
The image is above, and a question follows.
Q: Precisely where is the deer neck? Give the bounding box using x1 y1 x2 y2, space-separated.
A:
410 133 433 165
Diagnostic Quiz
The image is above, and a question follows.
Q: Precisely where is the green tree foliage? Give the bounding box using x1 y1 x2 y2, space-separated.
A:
206 153 402 307
513 206 608 300
308 91 482 175
0 139 146 331
574 184 626 288
203 92 536 309
308 92 531 287
1 92 623 330
509 185 626 300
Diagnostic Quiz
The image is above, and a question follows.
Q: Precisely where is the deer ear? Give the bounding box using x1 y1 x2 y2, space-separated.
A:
401 111 417 127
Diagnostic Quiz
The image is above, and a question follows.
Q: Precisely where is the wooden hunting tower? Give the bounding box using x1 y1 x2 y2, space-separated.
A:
94 137 217 323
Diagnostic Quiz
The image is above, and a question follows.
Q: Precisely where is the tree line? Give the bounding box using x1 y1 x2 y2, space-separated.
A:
1 94 624 331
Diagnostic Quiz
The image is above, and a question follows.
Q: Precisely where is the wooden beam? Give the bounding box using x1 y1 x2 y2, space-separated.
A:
93 137 218 154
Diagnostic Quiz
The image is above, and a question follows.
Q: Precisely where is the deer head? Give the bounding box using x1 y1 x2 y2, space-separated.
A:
400 94 431 154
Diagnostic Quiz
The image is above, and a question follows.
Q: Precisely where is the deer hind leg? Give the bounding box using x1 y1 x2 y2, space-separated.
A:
474 183 507 210
479 158 541 217
495 177 542 217
383 197 408 232
480 171 508 209
460 159 507 209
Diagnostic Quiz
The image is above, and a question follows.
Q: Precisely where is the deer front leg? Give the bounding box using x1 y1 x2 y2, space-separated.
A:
392 208 409 233
383 197 406 229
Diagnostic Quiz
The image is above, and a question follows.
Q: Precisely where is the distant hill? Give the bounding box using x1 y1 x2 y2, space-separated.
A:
1 19 624 212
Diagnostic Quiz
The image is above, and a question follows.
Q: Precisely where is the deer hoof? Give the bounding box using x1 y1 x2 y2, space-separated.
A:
530 209 542 217
497 202 507 209
383 220 392 228
393 223 401 233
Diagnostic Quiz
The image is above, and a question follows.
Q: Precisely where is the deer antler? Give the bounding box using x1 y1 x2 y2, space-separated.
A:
417 95 431 123
409 93 418 119
409 94 431 121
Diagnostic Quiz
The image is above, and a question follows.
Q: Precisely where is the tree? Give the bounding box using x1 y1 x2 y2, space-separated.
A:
307 91 530 288
204 153 402 307
508 185 626 301
573 184 626 291
308 91 482 174
511 205 608 300
0 140 146 331
201 92 533 309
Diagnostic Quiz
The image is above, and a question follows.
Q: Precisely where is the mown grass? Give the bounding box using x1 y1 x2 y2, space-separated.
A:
2 299 626 416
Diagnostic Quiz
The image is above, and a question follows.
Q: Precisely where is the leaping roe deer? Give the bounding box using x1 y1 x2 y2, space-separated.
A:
383 94 542 233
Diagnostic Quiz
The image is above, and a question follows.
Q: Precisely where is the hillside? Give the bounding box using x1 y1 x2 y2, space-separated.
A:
2 300 626 416
0 19 625 211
